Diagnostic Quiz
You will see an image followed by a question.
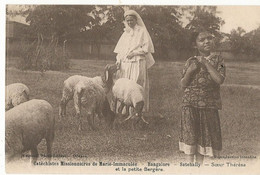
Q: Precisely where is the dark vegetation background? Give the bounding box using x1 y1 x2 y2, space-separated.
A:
6 5 260 71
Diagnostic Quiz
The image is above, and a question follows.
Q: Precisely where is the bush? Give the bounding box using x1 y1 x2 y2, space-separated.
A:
19 41 70 71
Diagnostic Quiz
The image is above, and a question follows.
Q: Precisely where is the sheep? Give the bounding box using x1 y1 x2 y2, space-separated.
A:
5 99 55 164
112 78 149 129
73 79 115 130
5 83 30 111
59 64 117 118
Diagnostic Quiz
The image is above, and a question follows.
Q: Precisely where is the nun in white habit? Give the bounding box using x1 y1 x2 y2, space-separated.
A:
114 10 155 112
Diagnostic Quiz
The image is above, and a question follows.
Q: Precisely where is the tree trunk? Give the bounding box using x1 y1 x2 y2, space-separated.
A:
96 43 101 60
35 33 43 68
63 39 67 59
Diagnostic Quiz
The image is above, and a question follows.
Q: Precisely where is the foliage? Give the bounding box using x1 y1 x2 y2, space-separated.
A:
9 5 97 70
78 6 125 59
102 5 188 60
229 26 260 59
229 27 246 54
19 40 70 71
26 5 95 40
11 5 260 62
185 6 224 36
132 6 187 59
243 26 260 57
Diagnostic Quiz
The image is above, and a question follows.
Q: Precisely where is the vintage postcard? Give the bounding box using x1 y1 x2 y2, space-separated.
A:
2 1 260 174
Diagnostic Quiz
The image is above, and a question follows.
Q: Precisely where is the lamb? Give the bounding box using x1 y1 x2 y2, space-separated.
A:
5 83 30 111
112 78 149 128
5 99 55 163
73 79 115 130
59 64 117 117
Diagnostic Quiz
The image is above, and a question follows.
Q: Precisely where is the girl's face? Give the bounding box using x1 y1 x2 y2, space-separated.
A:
125 15 137 29
195 32 214 56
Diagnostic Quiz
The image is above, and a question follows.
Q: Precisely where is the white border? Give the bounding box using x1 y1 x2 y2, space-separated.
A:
1 1 260 175
3 0 260 5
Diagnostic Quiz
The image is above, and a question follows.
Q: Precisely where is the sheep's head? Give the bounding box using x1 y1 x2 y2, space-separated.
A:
133 101 144 117
104 64 118 90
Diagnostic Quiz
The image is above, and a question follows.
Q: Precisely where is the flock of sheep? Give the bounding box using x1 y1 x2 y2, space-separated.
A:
5 63 148 164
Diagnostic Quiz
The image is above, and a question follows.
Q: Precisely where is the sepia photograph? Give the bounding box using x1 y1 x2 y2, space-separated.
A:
3 2 260 174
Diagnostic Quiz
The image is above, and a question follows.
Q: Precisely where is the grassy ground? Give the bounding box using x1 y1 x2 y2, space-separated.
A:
5 58 260 164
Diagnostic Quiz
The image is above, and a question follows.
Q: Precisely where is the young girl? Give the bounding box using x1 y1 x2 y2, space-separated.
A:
179 30 226 164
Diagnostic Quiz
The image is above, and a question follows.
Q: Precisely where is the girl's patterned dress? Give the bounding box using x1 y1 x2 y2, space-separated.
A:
179 53 226 157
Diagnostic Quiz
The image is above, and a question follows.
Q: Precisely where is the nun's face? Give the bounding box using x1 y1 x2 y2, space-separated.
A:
125 15 137 29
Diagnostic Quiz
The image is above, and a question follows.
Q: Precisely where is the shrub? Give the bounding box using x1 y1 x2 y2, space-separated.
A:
19 41 70 71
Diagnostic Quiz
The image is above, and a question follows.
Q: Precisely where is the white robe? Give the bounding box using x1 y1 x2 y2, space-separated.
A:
114 25 155 111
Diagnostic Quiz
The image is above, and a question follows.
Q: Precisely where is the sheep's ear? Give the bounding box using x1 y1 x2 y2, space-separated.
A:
105 64 109 70
105 70 109 82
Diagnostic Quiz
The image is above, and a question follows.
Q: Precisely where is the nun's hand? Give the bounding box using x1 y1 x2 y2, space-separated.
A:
116 61 121 69
126 51 135 59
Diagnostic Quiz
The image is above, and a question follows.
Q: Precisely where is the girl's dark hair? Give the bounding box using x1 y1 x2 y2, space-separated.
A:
190 29 213 43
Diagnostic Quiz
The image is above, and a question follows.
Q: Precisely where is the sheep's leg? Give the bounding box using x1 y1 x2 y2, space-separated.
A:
73 92 82 118
132 117 139 130
87 112 97 131
118 102 125 114
141 115 149 125
30 146 39 164
46 140 53 161
59 86 74 117
92 112 95 128
75 112 83 131
92 112 99 130
58 99 66 117
108 111 116 129
131 115 147 130
46 128 54 160
113 97 117 113
96 113 101 126
59 96 71 117
125 105 130 117
97 111 104 127
122 114 135 123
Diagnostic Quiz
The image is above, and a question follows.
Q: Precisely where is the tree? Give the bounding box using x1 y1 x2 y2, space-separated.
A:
103 5 185 60
185 6 224 36
229 27 246 55
26 5 95 43
132 6 185 59
80 5 125 59
231 26 260 58
9 5 98 70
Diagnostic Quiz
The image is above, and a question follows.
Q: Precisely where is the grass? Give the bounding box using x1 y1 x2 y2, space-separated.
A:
5 58 260 164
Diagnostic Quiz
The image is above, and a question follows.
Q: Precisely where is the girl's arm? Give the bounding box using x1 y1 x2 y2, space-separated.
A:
198 56 225 85
180 62 199 89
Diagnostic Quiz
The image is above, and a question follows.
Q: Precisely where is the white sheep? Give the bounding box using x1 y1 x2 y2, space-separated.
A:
59 64 117 117
5 83 30 111
112 78 149 128
5 99 55 163
73 79 115 130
